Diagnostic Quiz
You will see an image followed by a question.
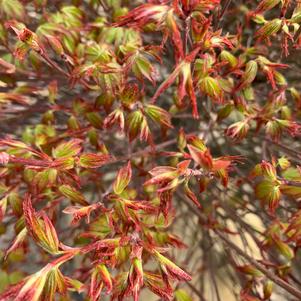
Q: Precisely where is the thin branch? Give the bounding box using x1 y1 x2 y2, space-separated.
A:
219 0 232 20
110 131 198 165
186 281 207 301
179 193 301 300
217 231 301 300
208 235 222 301
265 138 301 158
215 0 232 29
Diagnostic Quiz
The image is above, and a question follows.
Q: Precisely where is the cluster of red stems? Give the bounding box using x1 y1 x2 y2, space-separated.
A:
1 0 301 300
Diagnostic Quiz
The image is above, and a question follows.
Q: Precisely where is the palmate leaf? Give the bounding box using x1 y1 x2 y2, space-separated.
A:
79 153 111 168
1 1 301 301
113 161 132 195
153 250 191 281
4 227 27 260
0 0 25 19
199 76 223 101
144 104 173 128
151 48 200 117
0 252 77 301
23 194 60 255
58 185 88 206
280 184 301 197
52 139 82 158
89 264 112 301
131 53 157 84
255 179 281 213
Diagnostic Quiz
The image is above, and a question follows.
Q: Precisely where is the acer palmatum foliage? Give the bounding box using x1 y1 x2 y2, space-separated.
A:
1 0 301 300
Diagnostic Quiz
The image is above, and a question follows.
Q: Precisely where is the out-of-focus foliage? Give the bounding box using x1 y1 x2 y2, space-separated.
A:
1 0 301 300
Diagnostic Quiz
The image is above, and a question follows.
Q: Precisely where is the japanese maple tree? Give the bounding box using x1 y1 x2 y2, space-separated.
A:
1 0 301 300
